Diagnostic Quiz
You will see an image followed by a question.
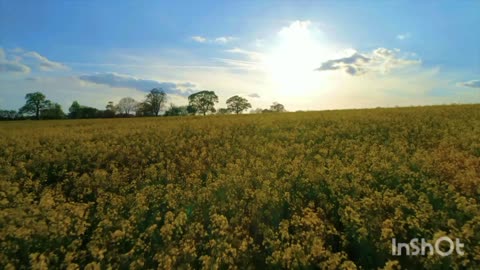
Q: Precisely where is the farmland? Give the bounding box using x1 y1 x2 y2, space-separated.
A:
1 104 479 269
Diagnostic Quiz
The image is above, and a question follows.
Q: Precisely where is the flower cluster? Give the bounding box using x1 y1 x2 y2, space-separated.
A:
0 104 479 269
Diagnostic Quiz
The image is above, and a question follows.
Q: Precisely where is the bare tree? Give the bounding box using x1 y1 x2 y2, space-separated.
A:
117 97 137 115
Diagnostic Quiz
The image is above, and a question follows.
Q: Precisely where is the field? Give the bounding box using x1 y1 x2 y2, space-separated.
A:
1 104 479 269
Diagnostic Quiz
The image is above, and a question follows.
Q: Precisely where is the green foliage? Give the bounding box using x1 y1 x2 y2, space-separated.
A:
270 102 286 112
164 104 189 117
226 95 252 114
41 102 66 119
0 104 479 269
188 90 219 115
217 108 231 115
135 102 154 117
19 92 50 119
68 101 100 119
0 110 18 120
69 101 81 116
144 88 167 116
187 105 198 115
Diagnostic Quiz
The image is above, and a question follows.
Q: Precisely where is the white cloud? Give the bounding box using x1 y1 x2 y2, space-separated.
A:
0 48 31 74
316 48 421 76
217 47 265 70
226 48 263 61
278 20 312 37
316 52 370 75
214 36 235 44
0 61 31 74
191 36 207 43
0 76 151 110
2 20 476 113
10 48 25 53
191 35 236 44
459 80 480 88
23 51 69 71
79 72 195 96
396 33 411 40
0 48 68 73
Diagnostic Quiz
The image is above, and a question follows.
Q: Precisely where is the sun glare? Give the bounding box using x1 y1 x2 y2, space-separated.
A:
263 21 337 97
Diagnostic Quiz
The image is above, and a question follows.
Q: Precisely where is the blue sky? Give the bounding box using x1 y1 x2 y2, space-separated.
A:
1 0 479 111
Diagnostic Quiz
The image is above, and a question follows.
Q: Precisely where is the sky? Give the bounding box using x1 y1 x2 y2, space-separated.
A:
1 0 479 112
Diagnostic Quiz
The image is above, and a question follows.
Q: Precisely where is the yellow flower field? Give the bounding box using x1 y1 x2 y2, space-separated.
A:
1 104 479 269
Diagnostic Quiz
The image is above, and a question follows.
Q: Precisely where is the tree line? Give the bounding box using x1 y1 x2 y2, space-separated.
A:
0 89 287 120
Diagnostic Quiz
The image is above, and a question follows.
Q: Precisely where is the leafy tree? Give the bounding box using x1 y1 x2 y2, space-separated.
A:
226 95 252 114
0 110 18 120
116 97 137 116
186 105 198 115
41 102 66 119
135 102 154 117
164 104 189 116
188 90 218 115
79 107 99 118
270 102 286 112
217 108 231 115
106 101 115 111
19 92 50 120
68 101 82 119
144 88 167 116
104 101 116 118
68 101 102 119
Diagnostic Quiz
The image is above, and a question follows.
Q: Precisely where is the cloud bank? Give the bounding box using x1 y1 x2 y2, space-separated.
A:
24 51 69 71
79 72 195 96
0 48 31 73
316 48 420 76
0 47 68 73
459 80 480 88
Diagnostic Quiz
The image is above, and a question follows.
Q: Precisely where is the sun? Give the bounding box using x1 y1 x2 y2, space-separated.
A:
263 21 337 97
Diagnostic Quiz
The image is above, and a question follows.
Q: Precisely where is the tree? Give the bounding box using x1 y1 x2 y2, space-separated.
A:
135 102 154 117
144 88 167 116
250 108 263 114
188 90 218 115
117 97 137 116
270 102 286 112
217 108 231 115
0 110 18 120
226 95 252 114
104 101 116 118
186 105 198 115
69 101 82 119
41 102 66 119
106 101 115 111
68 101 100 119
19 92 50 120
164 104 189 116
79 107 99 118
